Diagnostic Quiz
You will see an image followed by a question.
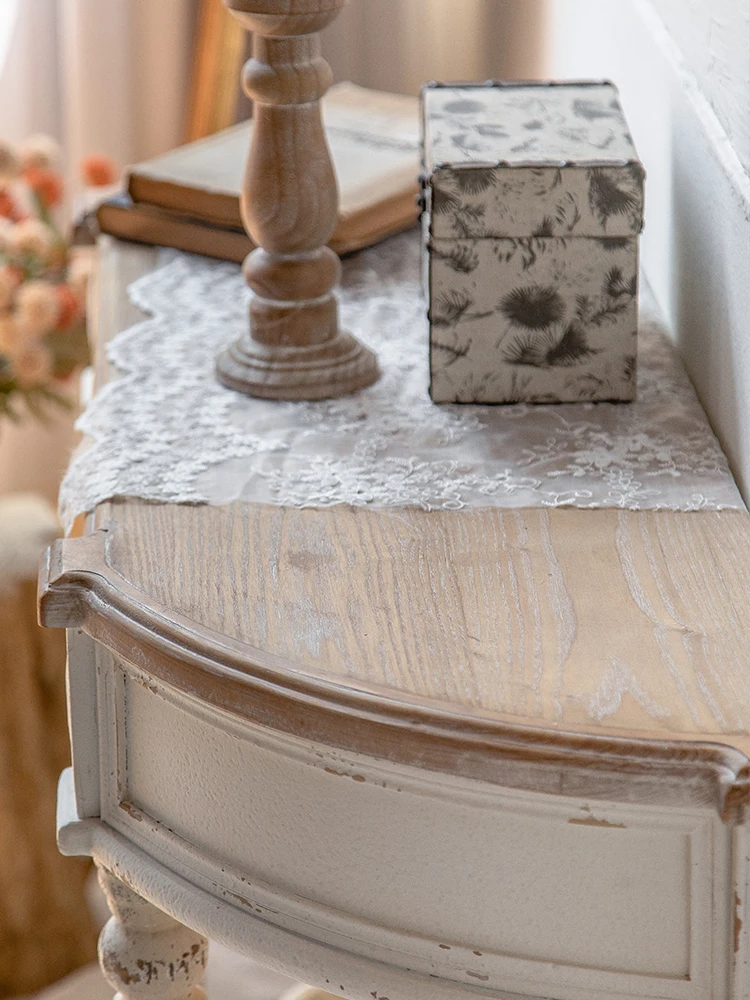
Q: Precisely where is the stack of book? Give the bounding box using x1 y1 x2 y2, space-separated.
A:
98 84 422 262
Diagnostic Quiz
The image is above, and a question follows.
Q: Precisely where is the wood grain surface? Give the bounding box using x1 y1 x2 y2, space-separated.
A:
102 499 750 755
78 237 750 761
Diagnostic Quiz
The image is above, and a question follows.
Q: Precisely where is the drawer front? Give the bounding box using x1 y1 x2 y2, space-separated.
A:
66 644 735 1000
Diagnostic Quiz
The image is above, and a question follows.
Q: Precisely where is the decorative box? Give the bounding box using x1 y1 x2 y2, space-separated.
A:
421 81 645 404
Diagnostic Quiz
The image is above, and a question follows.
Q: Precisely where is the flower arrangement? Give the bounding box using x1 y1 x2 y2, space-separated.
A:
0 137 115 421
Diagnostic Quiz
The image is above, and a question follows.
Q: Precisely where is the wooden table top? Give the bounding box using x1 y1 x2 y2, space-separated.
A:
43 236 750 816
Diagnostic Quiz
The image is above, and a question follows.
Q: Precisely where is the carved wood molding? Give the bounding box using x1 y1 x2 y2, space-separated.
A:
38 530 750 819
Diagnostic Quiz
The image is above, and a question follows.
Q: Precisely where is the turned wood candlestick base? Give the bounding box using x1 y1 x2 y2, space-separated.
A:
216 0 379 401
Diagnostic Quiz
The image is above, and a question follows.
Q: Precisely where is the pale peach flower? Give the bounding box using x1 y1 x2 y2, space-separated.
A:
14 282 59 342
0 141 20 185
17 280 59 324
5 218 54 260
18 135 61 172
9 343 54 387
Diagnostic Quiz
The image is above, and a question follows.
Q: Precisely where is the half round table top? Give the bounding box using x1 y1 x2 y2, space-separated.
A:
40 237 750 821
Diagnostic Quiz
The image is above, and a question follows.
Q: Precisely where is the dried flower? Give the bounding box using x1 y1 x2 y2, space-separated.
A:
5 218 54 260
18 135 61 172
53 283 82 330
0 189 24 222
15 280 60 338
0 141 20 186
24 166 64 209
9 343 54 387
80 154 118 187
0 133 89 415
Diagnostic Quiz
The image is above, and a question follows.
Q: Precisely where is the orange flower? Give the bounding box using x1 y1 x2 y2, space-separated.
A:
24 166 64 209
54 283 82 330
80 154 118 187
0 190 24 222
16 280 60 339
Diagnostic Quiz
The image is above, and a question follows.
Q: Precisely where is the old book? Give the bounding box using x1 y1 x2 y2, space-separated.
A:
97 196 253 263
125 82 420 254
97 189 418 261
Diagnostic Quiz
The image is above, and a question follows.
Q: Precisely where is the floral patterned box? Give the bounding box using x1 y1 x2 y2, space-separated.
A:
421 80 645 403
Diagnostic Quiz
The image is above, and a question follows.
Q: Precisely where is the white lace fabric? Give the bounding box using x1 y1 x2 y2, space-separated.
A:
60 231 744 531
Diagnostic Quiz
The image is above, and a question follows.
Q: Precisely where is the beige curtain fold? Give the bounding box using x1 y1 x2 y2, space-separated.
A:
0 0 196 170
324 0 549 96
58 0 196 171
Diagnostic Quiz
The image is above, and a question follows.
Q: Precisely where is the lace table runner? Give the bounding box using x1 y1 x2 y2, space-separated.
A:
60 230 744 530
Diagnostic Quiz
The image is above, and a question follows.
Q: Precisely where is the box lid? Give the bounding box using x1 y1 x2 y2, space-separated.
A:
422 81 645 239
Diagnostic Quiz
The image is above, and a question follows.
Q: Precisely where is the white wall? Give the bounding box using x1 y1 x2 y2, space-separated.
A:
648 0 750 173
548 0 750 501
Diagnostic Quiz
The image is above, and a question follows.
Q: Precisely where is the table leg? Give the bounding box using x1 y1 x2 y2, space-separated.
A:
96 865 209 999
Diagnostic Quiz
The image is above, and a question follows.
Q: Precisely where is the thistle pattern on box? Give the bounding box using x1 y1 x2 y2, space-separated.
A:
429 236 638 403
422 81 646 404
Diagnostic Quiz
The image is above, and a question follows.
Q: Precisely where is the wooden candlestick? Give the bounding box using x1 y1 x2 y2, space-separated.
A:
216 0 380 401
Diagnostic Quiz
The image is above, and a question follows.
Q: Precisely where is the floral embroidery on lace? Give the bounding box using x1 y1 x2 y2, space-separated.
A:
59 231 744 530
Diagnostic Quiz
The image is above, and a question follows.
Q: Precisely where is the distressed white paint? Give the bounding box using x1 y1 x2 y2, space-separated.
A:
96 866 209 1000
546 0 750 502
58 642 746 1000
733 816 750 996
65 628 101 819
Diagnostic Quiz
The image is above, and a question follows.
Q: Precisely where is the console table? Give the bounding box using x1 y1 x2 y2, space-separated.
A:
39 237 750 1000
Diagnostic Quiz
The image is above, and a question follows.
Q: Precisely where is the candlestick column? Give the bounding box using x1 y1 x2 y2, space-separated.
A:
216 0 380 401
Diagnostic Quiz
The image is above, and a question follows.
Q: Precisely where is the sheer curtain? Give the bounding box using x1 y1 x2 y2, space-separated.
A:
325 0 549 94
0 0 195 172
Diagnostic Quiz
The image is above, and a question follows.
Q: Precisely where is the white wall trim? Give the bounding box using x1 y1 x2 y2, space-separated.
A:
633 0 750 205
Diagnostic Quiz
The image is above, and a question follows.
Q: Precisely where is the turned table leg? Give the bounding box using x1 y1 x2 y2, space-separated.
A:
97 866 209 999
